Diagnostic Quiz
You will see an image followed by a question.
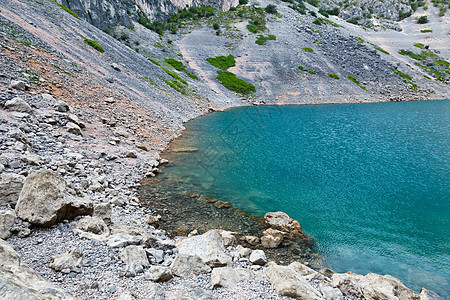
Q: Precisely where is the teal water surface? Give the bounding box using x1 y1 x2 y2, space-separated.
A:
161 100 450 297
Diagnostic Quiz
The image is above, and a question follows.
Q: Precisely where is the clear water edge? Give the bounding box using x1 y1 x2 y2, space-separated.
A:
147 100 450 297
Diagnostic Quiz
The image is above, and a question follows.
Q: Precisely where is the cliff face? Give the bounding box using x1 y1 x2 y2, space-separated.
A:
58 0 238 30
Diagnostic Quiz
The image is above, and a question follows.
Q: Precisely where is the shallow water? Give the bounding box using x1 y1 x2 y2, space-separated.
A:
143 100 450 297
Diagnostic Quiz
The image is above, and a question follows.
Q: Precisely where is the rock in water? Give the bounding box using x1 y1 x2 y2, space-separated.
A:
264 262 322 299
0 173 25 207
210 267 252 287
0 239 75 299
15 170 93 226
49 248 85 272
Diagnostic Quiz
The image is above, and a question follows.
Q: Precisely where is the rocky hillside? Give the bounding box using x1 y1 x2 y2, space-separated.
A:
0 0 449 298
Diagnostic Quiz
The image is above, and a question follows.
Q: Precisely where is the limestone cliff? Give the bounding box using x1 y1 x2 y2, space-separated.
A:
58 0 238 30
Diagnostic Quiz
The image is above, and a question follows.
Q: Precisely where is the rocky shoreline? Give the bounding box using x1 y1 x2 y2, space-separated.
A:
0 75 444 299
0 0 448 298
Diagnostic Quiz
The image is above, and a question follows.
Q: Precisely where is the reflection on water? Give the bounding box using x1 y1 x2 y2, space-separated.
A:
140 101 450 297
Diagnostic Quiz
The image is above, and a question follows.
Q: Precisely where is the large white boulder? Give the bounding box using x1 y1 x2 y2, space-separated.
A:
15 170 93 226
263 262 322 299
176 229 232 267
170 254 211 277
210 267 252 288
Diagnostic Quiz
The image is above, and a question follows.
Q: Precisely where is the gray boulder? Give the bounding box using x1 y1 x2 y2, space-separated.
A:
66 122 82 135
249 249 267 266
5 97 32 113
176 229 232 267
0 210 16 240
0 239 75 299
264 262 322 299
145 266 173 282
9 80 28 90
15 170 93 227
170 254 211 277
93 203 112 224
49 248 85 272
0 173 25 207
210 267 252 288
119 245 149 276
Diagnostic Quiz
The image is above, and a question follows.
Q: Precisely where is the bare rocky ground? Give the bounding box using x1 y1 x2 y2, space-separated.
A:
0 0 448 299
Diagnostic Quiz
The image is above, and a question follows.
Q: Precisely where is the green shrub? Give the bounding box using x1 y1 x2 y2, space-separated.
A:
216 71 256 94
247 16 266 33
390 68 412 80
306 0 319 7
149 58 160 66
414 43 425 49
265 4 278 14
298 66 304 70
347 17 360 24
308 70 316 74
373 46 389 55
162 67 187 84
186 72 199 80
328 73 339 79
347 75 366 90
255 34 276 45
84 38 104 53
417 15 428 23
165 58 186 71
313 18 325 25
213 23 220 30
207 55 236 70
420 29 432 33
239 0 248 5
163 79 187 94
318 8 329 17
355 36 365 43
302 47 314 52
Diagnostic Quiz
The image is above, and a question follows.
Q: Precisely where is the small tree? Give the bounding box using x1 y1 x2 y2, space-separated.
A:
265 4 278 14
213 23 220 30
239 0 248 5
417 15 428 24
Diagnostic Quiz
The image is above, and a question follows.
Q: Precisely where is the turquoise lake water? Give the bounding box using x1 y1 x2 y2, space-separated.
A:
161 100 449 297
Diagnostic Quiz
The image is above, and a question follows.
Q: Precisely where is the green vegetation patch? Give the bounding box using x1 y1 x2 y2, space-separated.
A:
49 0 80 19
390 68 412 80
255 34 276 45
185 72 199 80
143 76 155 85
165 58 186 71
265 4 278 14
207 55 236 70
355 36 365 43
298 66 304 70
417 15 428 24
84 38 104 53
373 46 389 55
216 71 255 95
162 67 187 84
347 75 367 90
163 79 187 94
420 29 432 33
302 47 314 52
308 70 317 74
328 73 339 79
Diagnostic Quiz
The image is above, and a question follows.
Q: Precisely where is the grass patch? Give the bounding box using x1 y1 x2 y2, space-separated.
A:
302 47 314 52
413 43 426 49
298 66 304 70
163 79 187 94
165 58 186 71
185 72 199 80
373 46 389 55
149 58 160 66
162 67 187 84
207 55 236 70
255 34 276 45
143 76 155 85
216 71 255 95
355 36 365 43
49 0 80 19
421 29 432 33
328 73 339 79
347 75 367 90
390 68 412 80
308 70 316 74
84 38 104 53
